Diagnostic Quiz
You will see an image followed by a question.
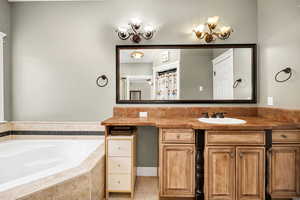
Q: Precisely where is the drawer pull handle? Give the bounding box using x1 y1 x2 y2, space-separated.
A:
281 134 287 138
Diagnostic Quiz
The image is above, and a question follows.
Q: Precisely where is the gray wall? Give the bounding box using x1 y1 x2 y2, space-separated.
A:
120 63 152 77
258 0 300 109
180 49 213 100
0 0 11 120
136 127 158 167
130 82 151 100
120 63 152 100
10 0 258 121
233 48 252 99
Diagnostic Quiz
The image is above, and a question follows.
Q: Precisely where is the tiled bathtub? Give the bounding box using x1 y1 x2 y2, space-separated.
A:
0 136 105 200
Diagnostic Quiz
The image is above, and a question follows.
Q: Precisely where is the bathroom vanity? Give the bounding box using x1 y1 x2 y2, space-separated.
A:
102 107 300 200
103 43 300 199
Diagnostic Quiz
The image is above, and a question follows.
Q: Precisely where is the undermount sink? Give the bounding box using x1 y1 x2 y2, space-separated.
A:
198 117 247 125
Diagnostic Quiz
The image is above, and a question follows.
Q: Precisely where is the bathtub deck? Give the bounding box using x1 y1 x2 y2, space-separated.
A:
108 177 158 200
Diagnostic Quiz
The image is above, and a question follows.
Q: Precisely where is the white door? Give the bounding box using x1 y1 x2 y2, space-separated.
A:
212 49 234 100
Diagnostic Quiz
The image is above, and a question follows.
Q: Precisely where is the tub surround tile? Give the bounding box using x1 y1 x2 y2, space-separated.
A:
18 187 56 200
0 135 11 142
55 173 90 200
12 130 104 136
91 156 105 200
10 121 104 132
0 131 10 137
0 122 11 133
11 135 104 140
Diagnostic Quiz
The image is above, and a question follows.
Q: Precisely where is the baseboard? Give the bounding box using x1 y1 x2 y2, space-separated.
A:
137 167 157 177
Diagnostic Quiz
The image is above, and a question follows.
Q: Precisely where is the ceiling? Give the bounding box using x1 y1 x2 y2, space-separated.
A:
120 49 163 64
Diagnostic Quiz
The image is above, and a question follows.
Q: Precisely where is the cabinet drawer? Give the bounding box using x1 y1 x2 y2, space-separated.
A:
272 130 300 143
108 140 132 157
161 129 195 143
206 131 265 145
108 157 131 174
108 174 131 191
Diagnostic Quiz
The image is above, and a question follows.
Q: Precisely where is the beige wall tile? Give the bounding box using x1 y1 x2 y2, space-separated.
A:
90 157 105 200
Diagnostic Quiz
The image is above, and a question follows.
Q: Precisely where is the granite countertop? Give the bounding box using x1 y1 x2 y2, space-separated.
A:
101 116 300 130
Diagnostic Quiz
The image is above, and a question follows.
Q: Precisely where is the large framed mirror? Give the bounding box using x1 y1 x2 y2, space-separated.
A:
116 44 257 104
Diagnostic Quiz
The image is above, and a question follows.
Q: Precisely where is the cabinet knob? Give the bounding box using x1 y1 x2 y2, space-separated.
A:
176 135 180 139
117 181 120 184
118 164 121 167
239 153 244 158
281 134 287 138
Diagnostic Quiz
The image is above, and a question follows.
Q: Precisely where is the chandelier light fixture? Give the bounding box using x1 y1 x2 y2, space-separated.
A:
193 16 233 43
131 51 144 59
116 18 155 43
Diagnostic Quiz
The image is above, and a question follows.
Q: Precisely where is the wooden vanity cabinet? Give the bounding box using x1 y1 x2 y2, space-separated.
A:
205 147 236 200
159 129 195 198
205 131 265 200
269 130 300 199
236 147 265 200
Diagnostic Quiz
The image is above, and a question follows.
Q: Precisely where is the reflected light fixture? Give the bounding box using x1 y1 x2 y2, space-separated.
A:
193 16 233 43
116 18 156 43
131 51 144 59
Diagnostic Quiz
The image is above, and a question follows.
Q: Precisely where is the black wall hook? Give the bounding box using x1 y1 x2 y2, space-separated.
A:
275 67 292 83
233 78 242 88
96 75 109 87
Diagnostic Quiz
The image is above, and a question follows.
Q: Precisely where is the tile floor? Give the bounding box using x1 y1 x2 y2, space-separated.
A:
108 177 159 200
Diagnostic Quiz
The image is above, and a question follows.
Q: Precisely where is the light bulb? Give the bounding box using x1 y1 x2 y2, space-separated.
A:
144 25 154 33
131 18 142 26
118 27 128 34
220 26 231 34
131 51 144 59
194 24 205 33
207 16 219 25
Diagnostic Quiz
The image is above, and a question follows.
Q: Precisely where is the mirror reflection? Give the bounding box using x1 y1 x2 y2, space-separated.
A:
119 47 253 101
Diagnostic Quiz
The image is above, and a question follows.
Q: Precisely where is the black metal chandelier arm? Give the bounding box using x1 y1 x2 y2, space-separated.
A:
275 68 293 83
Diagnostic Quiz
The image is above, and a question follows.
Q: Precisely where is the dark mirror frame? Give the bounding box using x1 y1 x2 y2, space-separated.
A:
116 44 257 104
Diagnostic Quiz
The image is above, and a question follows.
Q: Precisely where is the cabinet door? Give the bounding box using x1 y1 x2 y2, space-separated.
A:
160 144 195 197
236 147 265 200
205 147 236 200
269 146 300 198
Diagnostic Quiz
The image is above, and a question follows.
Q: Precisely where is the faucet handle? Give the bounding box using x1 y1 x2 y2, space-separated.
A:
211 112 217 118
202 112 209 118
217 112 227 118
